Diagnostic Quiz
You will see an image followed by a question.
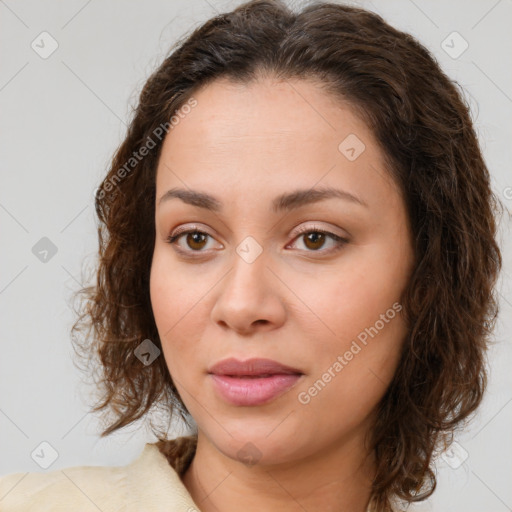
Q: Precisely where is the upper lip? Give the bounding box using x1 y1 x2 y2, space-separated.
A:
208 358 303 377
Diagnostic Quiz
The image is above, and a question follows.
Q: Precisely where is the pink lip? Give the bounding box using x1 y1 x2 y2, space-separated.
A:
208 358 303 406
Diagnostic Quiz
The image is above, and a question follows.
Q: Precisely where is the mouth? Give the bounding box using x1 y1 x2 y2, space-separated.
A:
208 357 303 376
208 358 304 406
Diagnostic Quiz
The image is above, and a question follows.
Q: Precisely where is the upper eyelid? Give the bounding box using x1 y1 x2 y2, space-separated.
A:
168 224 348 238
293 224 347 238
169 222 347 239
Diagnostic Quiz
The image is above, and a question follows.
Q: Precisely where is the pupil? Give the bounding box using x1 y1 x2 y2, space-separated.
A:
188 232 206 249
306 232 324 249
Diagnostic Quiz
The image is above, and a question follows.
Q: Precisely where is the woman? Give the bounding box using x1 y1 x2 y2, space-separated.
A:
0 1 502 511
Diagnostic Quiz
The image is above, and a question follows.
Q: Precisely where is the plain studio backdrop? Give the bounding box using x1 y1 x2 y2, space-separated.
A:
0 1 511 510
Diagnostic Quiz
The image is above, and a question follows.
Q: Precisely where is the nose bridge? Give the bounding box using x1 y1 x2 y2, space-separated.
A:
225 238 269 301
211 239 285 332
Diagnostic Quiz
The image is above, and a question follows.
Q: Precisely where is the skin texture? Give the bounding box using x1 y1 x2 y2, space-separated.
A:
150 76 414 512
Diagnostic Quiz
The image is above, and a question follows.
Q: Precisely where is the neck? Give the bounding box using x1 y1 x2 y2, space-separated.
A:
181 430 374 512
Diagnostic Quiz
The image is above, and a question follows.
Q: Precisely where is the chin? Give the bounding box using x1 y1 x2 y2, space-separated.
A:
201 418 309 467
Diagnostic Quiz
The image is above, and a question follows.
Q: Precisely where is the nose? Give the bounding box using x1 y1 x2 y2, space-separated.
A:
210 248 286 335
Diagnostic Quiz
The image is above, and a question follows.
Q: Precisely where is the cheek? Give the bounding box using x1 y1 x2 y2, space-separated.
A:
296 307 407 431
150 247 210 326
291 241 409 406
149 253 208 367
302 250 407 345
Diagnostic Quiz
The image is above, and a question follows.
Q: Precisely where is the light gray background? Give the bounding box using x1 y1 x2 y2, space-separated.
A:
1 0 511 510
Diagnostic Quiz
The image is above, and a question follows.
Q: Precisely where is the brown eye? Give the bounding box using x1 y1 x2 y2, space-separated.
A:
166 227 348 258
289 228 349 255
185 232 208 250
167 230 215 253
302 232 327 251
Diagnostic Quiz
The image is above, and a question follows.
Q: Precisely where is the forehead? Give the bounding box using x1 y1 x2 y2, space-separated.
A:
164 76 369 151
155 76 399 212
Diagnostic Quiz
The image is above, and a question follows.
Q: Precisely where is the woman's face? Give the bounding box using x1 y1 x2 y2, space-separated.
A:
150 76 414 465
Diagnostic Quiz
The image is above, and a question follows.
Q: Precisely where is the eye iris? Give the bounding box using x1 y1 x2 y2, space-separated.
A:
177 231 333 251
187 232 207 250
304 232 325 250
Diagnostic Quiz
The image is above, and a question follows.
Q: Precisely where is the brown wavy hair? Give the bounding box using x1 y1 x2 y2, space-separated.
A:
71 1 502 510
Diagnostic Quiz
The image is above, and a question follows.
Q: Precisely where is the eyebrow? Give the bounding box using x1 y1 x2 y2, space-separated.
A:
158 185 367 213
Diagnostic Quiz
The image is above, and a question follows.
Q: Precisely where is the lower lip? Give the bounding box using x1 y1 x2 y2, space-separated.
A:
210 373 302 406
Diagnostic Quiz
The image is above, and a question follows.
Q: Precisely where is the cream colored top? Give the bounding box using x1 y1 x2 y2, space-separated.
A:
0 436 200 511
0 435 376 511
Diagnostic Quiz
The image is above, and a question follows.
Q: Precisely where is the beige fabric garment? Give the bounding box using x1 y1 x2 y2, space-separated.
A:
0 436 200 511
0 435 376 511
